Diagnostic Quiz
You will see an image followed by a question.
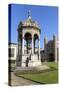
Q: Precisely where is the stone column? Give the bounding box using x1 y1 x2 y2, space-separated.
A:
22 37 24 55
34 39 35 53
22 33 26 67
38 38 40 59
16 32 22 66
22 30 25 55
38 39 40 55
38 37 41 64
53 35 57 63
55 43 57 63
31 36 34 62
32 36 34 54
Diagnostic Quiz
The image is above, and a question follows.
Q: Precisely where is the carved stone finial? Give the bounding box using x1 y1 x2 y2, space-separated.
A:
28 10 31 19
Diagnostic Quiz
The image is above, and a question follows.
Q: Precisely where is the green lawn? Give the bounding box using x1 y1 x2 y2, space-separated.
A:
47 62 58 69
19 70 58 84
15 62 58 84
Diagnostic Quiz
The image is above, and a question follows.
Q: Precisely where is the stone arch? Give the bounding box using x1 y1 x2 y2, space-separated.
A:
24 32 32 54
33 34 39 54
24 32 32 40
34 33 39 40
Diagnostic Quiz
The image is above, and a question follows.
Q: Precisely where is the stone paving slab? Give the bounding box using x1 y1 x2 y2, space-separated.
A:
11 72 38 86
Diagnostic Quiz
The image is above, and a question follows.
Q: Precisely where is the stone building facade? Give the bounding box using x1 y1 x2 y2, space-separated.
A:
8 43 18 64
44 35 58 62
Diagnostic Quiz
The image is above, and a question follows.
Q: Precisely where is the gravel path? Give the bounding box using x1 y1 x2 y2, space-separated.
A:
11 72 38 86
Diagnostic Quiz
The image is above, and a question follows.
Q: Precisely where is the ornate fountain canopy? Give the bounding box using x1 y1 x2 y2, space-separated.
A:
18 10 41 33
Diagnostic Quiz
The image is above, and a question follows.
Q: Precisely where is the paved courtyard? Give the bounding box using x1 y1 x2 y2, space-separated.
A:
11 72 38 86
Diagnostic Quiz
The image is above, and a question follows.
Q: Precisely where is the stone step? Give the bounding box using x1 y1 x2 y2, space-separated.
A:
15 65 50 72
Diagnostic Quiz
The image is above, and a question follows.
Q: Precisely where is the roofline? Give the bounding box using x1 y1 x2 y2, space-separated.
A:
8 42 18 45
18 26 41 33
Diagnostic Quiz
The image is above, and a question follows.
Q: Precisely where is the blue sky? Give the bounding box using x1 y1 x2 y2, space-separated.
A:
9 4 58 48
